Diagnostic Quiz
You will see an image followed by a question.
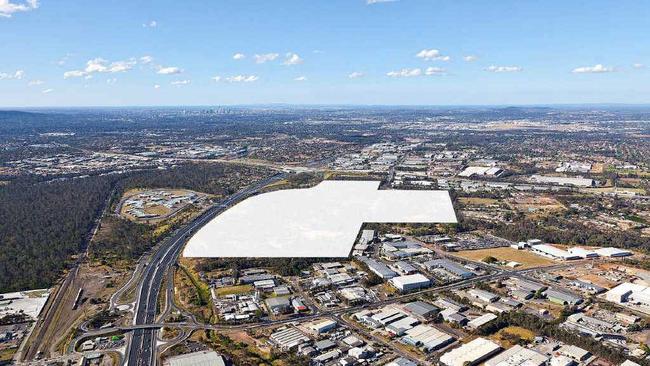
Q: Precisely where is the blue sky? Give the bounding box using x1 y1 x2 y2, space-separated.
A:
0 0 649 106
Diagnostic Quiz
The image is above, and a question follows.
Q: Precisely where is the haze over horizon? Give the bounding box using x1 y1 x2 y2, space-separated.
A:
1 0 649 107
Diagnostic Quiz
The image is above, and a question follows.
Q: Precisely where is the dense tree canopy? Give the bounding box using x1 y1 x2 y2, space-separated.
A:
0 163 274 292
0 175 116 292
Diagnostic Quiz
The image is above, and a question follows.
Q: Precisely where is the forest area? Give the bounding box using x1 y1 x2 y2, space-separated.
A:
0 175 116 292
0 162 274 292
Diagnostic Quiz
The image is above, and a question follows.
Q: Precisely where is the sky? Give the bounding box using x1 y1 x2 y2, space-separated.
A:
0 0 649 107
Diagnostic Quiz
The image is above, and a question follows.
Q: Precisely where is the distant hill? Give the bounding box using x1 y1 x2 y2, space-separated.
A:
0 110 43 118
0 110 64 134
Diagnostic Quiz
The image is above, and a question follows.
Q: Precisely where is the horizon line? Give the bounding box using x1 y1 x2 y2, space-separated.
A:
3 102 650 110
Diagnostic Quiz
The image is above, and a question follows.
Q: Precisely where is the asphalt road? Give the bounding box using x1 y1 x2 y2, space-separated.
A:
124 173 286 366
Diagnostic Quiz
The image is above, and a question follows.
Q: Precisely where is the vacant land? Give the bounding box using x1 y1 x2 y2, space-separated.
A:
492 326 535 348
455 247 555 268
215 285 254 297
507 195 565 217
174 259 215 323
458 197 500 206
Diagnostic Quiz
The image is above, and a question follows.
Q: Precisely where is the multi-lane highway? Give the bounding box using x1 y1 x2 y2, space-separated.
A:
125 173 286 366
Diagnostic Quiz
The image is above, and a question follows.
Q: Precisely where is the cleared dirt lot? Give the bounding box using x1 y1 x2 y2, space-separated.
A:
507 194 566 217
455 247 555 268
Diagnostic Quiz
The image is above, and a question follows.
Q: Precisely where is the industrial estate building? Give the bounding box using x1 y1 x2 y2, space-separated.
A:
439 337 502 366
389 274 431 292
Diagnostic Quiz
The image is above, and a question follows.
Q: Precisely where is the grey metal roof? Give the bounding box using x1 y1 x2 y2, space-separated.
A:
403 300 440 317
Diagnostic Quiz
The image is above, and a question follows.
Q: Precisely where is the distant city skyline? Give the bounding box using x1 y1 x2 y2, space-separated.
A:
1 0 649 106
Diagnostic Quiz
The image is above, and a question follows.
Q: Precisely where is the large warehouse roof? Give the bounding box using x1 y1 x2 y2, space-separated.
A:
183 180 457 257
440 337 502 366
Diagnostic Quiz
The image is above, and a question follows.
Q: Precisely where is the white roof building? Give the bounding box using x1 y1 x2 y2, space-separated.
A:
604 282 650 308
558 344 591 361
531 244 580 260
605 282 644 303
307 319 337 334
165 351 227 366
484 345 548 366
402 324 455 352
530 175 594 187
550 355 576 366
567 247 599 259
440 337 502 366
386 316 420 335
595 247 632 257
269 327 310 351
467 313 498 329
389 273 431 292
621 360 641 366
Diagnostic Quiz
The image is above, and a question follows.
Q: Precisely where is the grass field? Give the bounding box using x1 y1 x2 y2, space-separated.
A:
492 326 535 347
0 347 17 363
454 247 555 268
215 284 254 297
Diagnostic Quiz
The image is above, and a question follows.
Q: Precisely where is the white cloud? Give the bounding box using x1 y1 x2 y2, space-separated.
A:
254 53 279 64
312 49 324 54
386 67 446 78
28 79 44 86
0 0 39 18
143 20 157 28
84 58 108 73
386 68 422 78
157 66 182 75
171 80 191 86
571 64 615 74
226 75 259 83
41 88 53 94
57 54 72 66
633 63 645 69
425 66 446 75
294 76 307 81
485 65 523 73
348 71 364 79
63 70 86 79
367 0 398 4
140 55 154 64
416 49 450 61
232 53 245 60
284 53 303 65
0 69 24 80
106 78 117 85
211 75 222 82
107 60 136 73
463 55 478 62
64 58 137 78
153 84 161 89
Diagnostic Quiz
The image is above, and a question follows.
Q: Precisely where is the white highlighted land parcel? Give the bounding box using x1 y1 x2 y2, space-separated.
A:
183 180 457 258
